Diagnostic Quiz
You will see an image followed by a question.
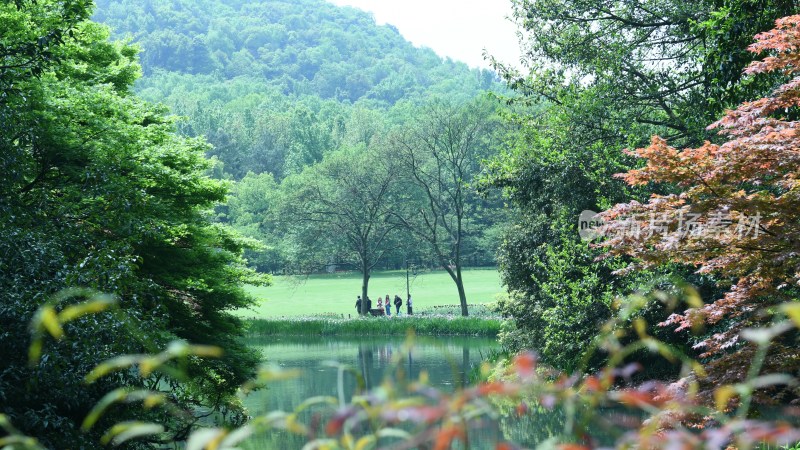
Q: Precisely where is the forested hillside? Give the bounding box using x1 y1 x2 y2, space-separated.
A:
94 0 494 102
93 0 500 179
90 0 508 280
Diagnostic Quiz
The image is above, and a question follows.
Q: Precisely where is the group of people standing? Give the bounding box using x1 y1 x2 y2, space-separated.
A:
355 294 412 316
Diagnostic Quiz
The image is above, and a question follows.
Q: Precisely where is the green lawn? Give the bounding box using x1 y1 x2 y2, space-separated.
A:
238 268 503 318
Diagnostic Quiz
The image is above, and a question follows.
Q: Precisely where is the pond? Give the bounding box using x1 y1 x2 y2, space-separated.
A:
241 335 508 449
237 337 800 449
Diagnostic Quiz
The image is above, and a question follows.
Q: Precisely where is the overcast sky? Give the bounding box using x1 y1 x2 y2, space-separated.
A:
327 0 523 69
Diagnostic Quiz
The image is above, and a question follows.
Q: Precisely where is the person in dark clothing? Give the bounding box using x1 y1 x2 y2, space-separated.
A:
355 296 362 314
407 294 413 315
366 297 372 313
393 295 402 314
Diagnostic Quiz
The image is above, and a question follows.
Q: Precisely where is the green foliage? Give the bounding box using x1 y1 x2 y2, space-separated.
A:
502 0 796 147
1 2 266 446
225 172 283 272
15 289 800 449
94 0 510 276
93 0 494 100
415 304 502 319
694 0 796 114
274 145 409 312
91 0 502 179
485 127 641 369
221 98 507 277
485 0 795 373
495 235 623 373
391 98 504 316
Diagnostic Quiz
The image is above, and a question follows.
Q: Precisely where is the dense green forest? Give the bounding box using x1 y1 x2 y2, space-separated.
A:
91 0 508 293
5 0 800 448
92 0 499 179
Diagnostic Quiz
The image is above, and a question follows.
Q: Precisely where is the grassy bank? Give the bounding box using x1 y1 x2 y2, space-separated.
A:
244 315 503 337
239 268 502 318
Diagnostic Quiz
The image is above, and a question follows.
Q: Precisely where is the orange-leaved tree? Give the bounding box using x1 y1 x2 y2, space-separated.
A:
598 15 800 403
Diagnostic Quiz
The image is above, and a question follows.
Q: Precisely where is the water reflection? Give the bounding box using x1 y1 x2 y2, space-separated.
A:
238 337 800 449
241 336 501 449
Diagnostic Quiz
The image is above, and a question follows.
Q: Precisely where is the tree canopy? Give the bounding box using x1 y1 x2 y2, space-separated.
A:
277 145 403 314
599 15 800 401
486 0 797 372
392 99 501 316
1 1 265 446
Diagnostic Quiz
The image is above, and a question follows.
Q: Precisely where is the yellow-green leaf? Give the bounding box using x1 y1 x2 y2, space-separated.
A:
39 307 63 339
781 303 800 328
685 286 703 308
633 318 647 338
85 355 143 383
58 297 115 322
100 421 164 446
186 428 226 450
354 434 376 450
294 396 337 414
219 425 254 448
714 385 737 412
82 388 130 431
187 345 223 358
376 428 412 440
28 339 44 365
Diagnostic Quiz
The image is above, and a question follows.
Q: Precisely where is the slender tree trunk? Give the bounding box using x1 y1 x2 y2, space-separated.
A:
360 260 370 315
442 260 469 316
455 263 468 317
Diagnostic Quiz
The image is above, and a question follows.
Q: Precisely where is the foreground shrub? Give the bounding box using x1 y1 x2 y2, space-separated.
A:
6 287 800 449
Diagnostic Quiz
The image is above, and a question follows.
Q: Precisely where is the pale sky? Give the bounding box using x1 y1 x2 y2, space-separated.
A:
327 0 523 69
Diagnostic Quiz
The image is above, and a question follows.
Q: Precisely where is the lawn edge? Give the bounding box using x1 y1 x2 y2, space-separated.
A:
243 316 504 337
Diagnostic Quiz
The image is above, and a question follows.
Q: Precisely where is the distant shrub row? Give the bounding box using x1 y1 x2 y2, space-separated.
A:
244 315 503 337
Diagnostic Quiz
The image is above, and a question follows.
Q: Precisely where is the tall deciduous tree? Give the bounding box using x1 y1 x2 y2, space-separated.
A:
599 15 800 401
279 146 400 315
1 1 265 445
501 0 796 147
392 100 495 316
486 0 795 369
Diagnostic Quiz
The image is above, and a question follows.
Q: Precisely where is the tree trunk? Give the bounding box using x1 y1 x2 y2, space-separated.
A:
442 260 469 317
360 263 370 315
455 263 468 317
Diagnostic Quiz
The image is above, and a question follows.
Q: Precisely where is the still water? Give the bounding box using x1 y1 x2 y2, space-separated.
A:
241 335 506 449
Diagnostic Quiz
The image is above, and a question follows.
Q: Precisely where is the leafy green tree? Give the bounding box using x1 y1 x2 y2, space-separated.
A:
277 146 401 315
486 0 796 371
1 2 265 446
501 0 796 147
226 171 284 273
392 99 498 316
